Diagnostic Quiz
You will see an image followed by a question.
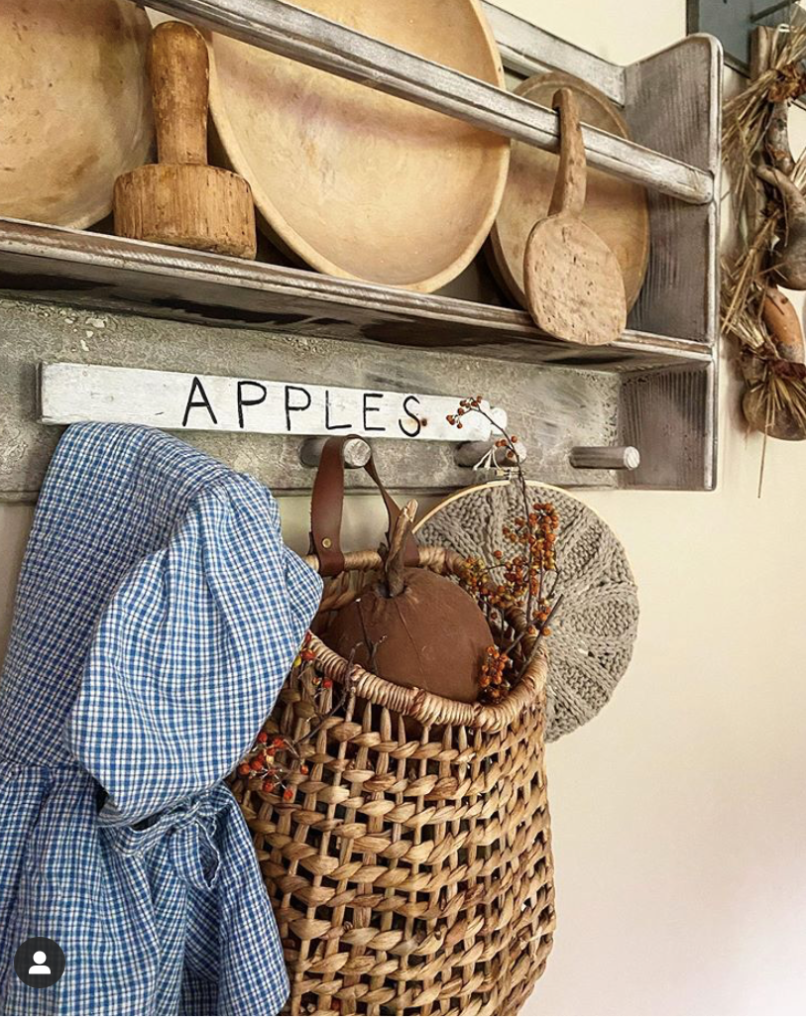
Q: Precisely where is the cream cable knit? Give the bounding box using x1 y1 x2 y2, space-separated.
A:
417 483 639 741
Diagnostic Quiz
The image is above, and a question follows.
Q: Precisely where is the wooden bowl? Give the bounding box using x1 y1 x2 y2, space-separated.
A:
207 0 510 293
0 0 153 229
489 71 650 311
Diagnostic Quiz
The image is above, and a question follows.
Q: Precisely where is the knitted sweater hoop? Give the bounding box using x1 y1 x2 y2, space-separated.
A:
416 480 639 741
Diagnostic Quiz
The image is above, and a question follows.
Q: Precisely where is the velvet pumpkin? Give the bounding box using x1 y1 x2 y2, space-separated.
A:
323 566 494 704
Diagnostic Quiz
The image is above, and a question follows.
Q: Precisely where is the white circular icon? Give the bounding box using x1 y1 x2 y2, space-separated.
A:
14 937 65 988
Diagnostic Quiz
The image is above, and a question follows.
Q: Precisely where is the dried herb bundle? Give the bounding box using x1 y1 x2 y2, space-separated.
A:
722 17 806 456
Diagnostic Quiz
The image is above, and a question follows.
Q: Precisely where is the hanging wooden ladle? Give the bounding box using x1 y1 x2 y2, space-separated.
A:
523 87 627 346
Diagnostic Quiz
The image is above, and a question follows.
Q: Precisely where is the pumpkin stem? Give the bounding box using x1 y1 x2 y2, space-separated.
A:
384 500 418 598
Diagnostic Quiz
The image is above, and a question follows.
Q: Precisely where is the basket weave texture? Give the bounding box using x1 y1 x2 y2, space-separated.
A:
232 547 555 1016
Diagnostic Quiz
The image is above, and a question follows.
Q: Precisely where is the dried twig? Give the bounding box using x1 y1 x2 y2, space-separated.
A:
447 398 559 702
722 18 806 464
384 499 417 598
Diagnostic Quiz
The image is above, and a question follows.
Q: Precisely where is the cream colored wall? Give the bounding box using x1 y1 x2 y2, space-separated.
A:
2 0 806 1014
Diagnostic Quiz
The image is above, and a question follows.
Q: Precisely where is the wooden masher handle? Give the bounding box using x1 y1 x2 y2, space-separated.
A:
151 21 209 166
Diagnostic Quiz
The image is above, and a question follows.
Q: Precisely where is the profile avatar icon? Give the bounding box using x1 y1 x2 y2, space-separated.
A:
28 951 51 976
14 937 65 988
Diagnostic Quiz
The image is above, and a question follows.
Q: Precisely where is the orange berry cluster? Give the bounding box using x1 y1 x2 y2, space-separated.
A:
235 633 330 800
456 556 508 611
479 644 512 703
236 732 294 800
446 395 484 431
447 396 561 706
458 501 558 623
500 501 559 603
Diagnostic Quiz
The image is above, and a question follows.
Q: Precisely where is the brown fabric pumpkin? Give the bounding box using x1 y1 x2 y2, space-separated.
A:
323 566 494 703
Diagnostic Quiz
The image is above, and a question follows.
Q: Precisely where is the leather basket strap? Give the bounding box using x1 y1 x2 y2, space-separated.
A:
309 435 420 577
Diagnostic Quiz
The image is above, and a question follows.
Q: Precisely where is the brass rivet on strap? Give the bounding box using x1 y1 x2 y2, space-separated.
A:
322 537 333 549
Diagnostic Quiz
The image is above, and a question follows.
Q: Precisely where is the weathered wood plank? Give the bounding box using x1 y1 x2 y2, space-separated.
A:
481 2 626 104
0 220 712 369
39 362 497 441
0 296 621 501
618 363 715 490
144 0 712 204
624 35 721 347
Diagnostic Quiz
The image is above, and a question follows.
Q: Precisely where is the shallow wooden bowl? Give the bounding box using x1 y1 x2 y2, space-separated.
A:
0 0 153 229
207 0 510 292
489 71 650 311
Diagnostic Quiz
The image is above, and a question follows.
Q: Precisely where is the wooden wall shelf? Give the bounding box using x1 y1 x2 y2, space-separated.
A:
0 1 722 497
0 220 711 371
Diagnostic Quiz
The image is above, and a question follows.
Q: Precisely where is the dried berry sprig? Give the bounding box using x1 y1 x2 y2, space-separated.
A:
447 398 561 702
478 595 564 702
236 632 356 797
448 397 548 625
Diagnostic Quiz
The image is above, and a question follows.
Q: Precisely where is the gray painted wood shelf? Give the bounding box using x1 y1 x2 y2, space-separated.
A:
0 0 722 497
0 220 710 370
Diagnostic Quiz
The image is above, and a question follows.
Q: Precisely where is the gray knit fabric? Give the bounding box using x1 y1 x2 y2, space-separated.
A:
417 483 639 741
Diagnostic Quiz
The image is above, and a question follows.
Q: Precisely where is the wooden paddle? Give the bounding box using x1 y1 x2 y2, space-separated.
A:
114 21 256 259
523 87 627 346
489 71 649 313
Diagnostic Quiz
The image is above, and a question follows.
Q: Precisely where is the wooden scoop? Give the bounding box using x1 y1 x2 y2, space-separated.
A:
114 21 256 259
523 87 627 346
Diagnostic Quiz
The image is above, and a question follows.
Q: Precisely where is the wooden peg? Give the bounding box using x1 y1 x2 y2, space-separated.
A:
300 436 372 469
569 446 640 470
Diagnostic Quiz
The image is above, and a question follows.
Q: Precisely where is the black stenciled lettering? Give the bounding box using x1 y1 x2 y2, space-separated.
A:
284 385 312 431
325 389 352 431
398 395 423 438
237 380 268 429
182 376 217 427
363 392 386 433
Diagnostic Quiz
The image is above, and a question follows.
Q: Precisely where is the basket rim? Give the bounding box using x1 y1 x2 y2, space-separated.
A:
303 545 547 733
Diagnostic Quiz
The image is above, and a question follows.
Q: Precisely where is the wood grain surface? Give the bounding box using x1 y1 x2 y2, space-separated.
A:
206 0 510 292
0 0 154 229
524 88 627 347
114 21 256 259
0 294 621 501
490 71 649 311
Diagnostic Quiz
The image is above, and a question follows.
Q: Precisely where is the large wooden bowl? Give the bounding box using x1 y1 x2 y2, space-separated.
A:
0 0 153 229
208 0 510 292
489 71 650 311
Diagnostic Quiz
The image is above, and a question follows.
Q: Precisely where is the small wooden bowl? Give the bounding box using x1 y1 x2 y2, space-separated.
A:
0 0 153 229
207 0 510 293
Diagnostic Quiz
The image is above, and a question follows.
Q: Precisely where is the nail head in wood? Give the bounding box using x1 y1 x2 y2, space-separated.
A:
569 445 641 470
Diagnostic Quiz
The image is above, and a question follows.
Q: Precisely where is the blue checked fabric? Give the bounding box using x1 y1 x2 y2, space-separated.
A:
0 423 322 1015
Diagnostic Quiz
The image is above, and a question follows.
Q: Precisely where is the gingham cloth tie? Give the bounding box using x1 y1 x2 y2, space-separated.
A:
104 790 234 892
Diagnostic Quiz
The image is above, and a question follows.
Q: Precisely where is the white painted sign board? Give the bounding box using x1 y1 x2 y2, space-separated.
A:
39 363 499 442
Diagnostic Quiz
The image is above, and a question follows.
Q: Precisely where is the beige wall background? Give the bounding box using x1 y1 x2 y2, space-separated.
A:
2 0 805 1014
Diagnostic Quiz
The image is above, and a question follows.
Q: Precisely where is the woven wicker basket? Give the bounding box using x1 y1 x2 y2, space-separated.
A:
233 540 556 1016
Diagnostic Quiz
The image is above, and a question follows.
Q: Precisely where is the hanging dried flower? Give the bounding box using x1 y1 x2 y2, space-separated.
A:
447 398 562 703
